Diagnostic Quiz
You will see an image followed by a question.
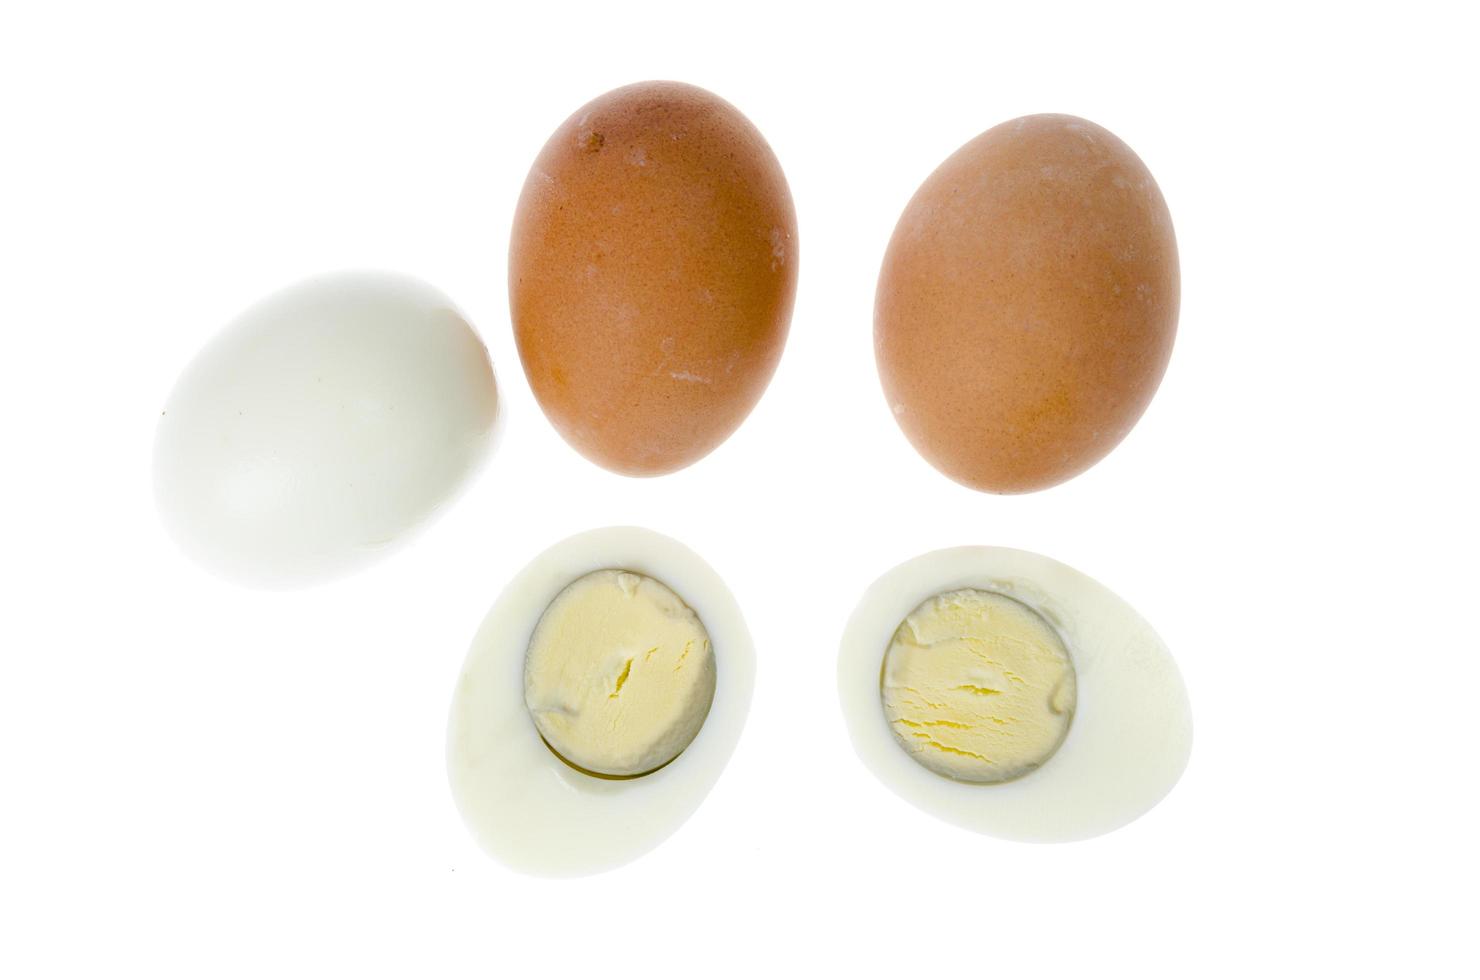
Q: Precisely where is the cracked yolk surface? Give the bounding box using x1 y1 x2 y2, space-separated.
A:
524 569 716 777
881 589 1076 783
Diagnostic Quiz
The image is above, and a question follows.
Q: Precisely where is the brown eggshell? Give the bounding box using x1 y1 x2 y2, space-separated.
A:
875 114 1179 493
510 81 798 476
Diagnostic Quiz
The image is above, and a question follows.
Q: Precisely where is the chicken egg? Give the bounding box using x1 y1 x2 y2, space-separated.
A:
447 527 755 876
153 271 499 588
876 114 1178 493
509 81 797 475
838 546 1191 842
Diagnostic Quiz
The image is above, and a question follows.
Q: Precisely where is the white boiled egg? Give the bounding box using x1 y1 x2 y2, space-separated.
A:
447 527 755 877
838 546 1192 842
153 271 499 588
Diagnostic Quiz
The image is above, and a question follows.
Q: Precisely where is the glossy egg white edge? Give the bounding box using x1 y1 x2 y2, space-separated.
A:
446 526 756 877
154 270 500 588
838 546 1192 843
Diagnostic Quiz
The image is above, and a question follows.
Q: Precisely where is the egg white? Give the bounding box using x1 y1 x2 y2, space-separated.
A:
838 546 1191 842
446 526 755 876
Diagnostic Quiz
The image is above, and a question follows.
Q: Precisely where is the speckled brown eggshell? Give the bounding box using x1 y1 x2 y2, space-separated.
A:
875 113 1179 493
510 81 798 476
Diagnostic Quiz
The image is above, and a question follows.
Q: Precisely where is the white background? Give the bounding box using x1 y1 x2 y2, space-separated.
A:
2 1 1476 976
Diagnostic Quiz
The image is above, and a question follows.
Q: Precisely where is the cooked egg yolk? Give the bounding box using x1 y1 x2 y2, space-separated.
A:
524 569 715 777
881 589 1076 783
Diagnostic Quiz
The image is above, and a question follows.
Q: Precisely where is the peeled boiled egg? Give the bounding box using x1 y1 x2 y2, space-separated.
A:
838 546 1191 842
876 114 1178 493
154 271 499 588
447 527 755 876
509 81 797 476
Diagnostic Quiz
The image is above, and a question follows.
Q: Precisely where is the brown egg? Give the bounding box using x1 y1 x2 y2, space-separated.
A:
510 81 798 476
875 113 1178 493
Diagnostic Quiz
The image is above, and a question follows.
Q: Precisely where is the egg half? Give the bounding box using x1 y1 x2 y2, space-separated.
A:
447 527 755 876
838 546 1191 842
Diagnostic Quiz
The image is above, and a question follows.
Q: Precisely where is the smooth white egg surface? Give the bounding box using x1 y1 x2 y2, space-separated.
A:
153 271 499 588
838 546 1192 842
446 526 755 877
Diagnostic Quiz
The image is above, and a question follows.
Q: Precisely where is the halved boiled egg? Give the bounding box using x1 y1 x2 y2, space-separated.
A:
447 527 755 876
838 546 1191 842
